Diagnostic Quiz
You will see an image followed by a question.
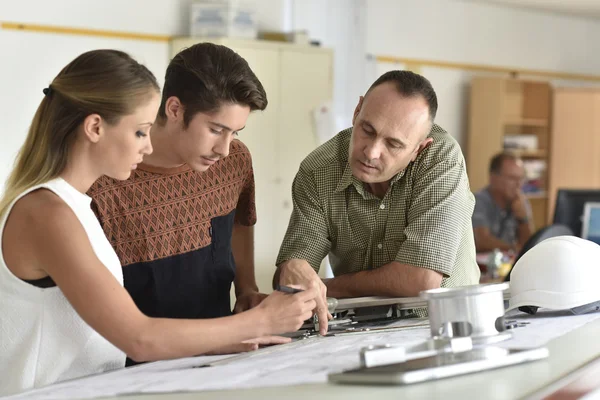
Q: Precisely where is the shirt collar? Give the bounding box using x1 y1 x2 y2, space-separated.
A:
335 162 356 193
335 162 407 197
391 169 406 185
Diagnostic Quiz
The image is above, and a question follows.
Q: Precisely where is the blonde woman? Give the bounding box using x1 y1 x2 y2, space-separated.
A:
0 50 316 396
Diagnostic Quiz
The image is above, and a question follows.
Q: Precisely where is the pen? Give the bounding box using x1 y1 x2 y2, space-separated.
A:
277 285 304 294
277 286 338 313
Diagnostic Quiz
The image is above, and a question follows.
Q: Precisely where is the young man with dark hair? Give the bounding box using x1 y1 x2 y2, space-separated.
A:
274 70 480 334
89 43 308 358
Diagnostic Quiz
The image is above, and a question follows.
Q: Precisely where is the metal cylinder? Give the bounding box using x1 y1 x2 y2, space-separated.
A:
327 297 338 313
420 283 509 340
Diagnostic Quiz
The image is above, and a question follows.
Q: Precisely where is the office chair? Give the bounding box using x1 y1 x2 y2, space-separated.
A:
504 224 574 282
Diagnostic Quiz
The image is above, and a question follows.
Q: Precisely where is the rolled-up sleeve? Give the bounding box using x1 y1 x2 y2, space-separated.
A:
235 148 257 226
394 154 475 277
276 168 331 272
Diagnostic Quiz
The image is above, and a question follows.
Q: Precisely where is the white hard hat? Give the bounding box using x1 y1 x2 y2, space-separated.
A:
508 236 600 313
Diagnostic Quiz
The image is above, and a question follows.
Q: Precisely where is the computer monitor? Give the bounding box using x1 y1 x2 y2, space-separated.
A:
581 202 600 245
553 189 600 237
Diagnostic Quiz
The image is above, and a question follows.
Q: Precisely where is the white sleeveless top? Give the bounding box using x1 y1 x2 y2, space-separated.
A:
0 178 125 396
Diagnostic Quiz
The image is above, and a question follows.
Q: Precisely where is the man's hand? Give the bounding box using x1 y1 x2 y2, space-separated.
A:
255 287 318 335
205 335 291 355
278 259 331 335
512 191 534 248
511 192 529 221
233 290 268 314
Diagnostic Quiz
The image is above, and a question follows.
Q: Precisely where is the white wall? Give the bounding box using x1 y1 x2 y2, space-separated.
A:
292 0 600 149
3 0 600 186
0 0 291 36
0 0 296 191
366 0 600 147
0 0 182 191
292 0 368 131
367 0 600 73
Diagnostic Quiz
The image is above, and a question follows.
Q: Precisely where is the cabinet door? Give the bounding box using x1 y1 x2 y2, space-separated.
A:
278 50 333 245
467 78 506 192
224 46 281 293
548 89 600 219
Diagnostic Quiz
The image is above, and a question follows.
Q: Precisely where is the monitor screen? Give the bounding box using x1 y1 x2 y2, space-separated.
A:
553 190 600 237
581 202 600 245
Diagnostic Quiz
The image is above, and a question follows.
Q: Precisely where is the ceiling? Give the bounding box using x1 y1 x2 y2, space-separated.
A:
465 0 600 19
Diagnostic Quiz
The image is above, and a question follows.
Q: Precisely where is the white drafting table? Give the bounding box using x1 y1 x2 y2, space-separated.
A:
94 317 600 400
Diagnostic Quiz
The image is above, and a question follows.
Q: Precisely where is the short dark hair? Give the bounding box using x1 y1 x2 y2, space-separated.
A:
158 43 267 127
489 152 519 174
367 70 438 121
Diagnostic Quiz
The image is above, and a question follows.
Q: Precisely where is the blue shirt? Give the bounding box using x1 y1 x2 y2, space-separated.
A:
472 187 532 245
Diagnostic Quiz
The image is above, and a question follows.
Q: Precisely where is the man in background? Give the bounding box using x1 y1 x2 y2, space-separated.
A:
472 152 534 253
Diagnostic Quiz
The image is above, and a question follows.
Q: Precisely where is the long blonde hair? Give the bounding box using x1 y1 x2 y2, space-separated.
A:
0 49 160 219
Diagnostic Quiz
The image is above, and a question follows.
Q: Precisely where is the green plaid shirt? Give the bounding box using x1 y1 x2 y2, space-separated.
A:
276 125 480 289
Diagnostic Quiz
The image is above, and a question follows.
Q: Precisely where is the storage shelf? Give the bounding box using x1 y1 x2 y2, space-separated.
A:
504 117 548 127
468 77 552 227
506 149 548 158
525 191 548 200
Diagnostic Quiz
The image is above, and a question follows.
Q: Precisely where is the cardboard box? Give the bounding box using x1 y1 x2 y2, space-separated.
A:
503 134 538 151
190 2 257 39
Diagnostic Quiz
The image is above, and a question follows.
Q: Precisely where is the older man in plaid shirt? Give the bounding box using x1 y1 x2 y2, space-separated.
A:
274 70 480 335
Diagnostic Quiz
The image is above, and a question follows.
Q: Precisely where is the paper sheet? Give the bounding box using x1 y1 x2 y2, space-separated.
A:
8 311 600 400
498 309 600 349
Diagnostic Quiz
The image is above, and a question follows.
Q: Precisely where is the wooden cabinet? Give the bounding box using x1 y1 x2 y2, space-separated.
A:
467 77 551 230
170 38 333 293
548 88 600 220
468 78 600 231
